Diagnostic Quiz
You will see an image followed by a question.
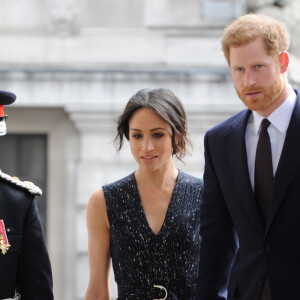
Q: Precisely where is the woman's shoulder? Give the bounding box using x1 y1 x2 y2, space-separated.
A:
177 170 203 205
86 188 108 228
179 170 203 187
88 188 106 211
102 172 135 193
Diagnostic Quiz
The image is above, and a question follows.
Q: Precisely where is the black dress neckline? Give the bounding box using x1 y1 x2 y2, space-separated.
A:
132 170 181 237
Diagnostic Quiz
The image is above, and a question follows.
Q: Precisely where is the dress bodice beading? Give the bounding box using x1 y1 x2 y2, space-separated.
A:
103 170 203 300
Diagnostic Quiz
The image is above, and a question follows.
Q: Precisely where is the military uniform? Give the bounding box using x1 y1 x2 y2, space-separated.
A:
0 91 54 300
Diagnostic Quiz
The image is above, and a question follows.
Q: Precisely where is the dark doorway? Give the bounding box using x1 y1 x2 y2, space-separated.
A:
0 134 48 236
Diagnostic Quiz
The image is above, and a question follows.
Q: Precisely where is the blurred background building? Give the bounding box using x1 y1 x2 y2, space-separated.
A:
0 0 299 299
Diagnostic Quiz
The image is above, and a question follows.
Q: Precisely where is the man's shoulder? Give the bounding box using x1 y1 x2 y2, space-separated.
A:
0 170 42 197
207 109 250 136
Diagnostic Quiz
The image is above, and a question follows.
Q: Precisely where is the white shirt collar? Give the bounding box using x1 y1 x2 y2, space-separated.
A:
252 87 297 135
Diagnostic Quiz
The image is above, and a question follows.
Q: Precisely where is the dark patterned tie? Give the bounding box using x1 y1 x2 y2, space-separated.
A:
255 119 273 224
255 118 273 300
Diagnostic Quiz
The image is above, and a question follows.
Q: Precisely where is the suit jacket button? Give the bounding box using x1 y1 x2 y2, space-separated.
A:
257 279 263 286
265 245 271 252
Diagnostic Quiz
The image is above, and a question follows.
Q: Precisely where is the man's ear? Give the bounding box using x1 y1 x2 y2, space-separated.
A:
279 51 289 73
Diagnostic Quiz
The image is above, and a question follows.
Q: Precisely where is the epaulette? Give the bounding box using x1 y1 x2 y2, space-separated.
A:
0 169 42 196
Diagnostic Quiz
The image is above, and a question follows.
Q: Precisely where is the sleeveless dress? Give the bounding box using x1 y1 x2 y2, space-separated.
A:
103 170 203 300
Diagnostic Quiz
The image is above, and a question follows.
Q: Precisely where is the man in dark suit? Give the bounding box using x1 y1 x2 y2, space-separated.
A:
195 14 299 300
0 91 54 300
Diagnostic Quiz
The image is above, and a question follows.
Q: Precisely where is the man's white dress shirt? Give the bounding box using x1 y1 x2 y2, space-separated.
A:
245 87 297 190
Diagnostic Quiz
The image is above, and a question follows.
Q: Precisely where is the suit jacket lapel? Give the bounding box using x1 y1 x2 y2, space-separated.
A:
227 110 265 232
266 95 300 233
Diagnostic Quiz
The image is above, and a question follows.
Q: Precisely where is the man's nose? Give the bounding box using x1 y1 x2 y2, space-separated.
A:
244 70 256 87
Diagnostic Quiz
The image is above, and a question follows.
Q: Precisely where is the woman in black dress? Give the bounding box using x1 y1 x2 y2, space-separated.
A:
85 88 203 300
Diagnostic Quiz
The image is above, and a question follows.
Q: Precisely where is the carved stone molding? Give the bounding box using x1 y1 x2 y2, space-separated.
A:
145 0 246 28
253 0 300 57
47 0 83 35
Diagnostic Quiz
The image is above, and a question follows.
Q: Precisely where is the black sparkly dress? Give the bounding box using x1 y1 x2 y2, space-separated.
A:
103 170 203 300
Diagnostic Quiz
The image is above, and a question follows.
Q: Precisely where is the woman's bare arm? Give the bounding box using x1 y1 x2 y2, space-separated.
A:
85 188 111 300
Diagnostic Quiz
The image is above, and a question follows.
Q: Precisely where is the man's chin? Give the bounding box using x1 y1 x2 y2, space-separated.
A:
241 98 261 111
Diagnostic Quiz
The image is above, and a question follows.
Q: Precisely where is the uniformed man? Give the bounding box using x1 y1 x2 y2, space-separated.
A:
0 90 54 300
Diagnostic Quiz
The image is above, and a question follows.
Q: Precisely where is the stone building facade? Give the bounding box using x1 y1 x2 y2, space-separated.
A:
0 1 299 299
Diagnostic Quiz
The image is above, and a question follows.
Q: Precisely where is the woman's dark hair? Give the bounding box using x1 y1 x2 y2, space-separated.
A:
114 88 192 162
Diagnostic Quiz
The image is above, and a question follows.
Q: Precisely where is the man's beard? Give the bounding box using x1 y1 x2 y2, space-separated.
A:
237 75 283 112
